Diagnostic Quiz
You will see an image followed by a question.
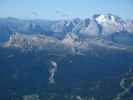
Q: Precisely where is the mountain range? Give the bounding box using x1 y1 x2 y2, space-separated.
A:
0 14 133 100
0 14 133 43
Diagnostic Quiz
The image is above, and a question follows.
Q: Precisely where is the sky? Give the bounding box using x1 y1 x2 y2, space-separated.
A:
0 0 133 20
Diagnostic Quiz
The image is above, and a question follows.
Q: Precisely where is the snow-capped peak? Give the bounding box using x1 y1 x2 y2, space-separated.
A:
93 14 126 34
95 14 108 23
94 14 119 24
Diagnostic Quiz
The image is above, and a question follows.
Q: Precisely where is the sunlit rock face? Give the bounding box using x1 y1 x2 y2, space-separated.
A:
2 31 131 56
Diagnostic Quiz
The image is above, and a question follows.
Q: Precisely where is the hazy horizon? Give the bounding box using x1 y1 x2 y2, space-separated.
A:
0 0 133 20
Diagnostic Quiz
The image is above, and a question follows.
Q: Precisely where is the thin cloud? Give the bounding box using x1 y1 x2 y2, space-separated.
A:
55 10 69 18
31 11 40 17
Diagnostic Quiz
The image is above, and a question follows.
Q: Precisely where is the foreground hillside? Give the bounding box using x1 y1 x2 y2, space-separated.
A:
0 42 133 100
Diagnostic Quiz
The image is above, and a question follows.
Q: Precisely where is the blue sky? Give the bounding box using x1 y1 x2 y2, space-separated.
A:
0 0 133 20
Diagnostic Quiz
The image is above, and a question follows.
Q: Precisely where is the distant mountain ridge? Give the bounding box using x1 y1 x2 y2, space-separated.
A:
0 14 133 47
